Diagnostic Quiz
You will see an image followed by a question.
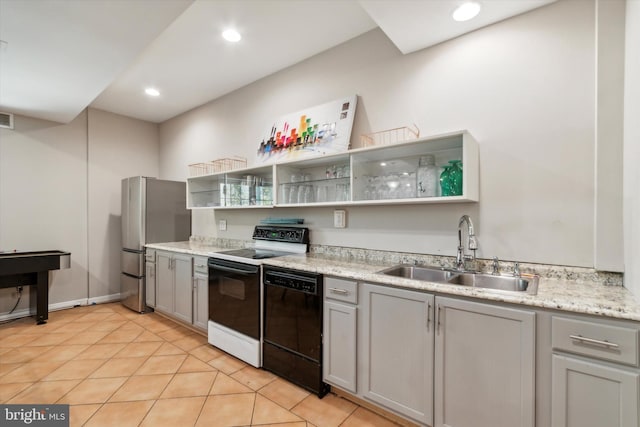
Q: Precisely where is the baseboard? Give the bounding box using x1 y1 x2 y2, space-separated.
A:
88 293 121 305
0 307 32 323
50 298 88 311
0 297 91 322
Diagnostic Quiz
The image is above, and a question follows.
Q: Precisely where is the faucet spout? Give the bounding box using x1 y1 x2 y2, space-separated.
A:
455 215 478 271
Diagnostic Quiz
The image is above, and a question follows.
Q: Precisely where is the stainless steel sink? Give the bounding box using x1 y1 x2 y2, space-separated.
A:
379 265 458 282
378 264 539 295
446 272 538 295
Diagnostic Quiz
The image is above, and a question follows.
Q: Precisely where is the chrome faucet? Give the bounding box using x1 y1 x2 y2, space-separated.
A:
513 262 521 277
491 257 500 275
455 215 478 271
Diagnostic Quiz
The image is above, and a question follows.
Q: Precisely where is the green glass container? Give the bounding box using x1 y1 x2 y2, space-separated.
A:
440 165 452 196
448 160 463 196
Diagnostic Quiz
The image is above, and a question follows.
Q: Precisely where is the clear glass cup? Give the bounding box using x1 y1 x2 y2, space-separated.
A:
316 185 328 203
386 173 400 199
336 183 349 201
297 185 305 204
303 185 314 203
289 185 299 204
280 184 290 204
400 172 415 198
373 176 384 199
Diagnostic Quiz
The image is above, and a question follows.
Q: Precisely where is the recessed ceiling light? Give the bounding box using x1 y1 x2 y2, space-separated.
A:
380 162 387 166
222 28 241 42
452 2 481 22
145 87 160 97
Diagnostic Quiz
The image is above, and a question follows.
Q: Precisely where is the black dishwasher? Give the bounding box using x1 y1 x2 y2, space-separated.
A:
262 265 329 397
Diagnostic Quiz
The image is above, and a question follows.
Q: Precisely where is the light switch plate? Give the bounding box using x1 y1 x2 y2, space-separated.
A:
333 210 346 228
218 220 227 231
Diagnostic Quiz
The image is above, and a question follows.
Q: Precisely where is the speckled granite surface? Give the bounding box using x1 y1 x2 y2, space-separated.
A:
145 241 230 257
262 253 640 322
148 238 639 322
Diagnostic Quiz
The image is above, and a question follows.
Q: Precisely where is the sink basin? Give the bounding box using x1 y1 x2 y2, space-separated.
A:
379 265 458 282
378 264 539 295
446 272 538 295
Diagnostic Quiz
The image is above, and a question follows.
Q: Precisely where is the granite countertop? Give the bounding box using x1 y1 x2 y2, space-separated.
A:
262 253 640 322
144 242 640 322
145 241 229 257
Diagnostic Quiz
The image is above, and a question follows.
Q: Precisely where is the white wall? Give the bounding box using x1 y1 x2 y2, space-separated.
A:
160 0 611 269
0 112 89 312
0 108 159 316
87 108 159 300
624 0 640 297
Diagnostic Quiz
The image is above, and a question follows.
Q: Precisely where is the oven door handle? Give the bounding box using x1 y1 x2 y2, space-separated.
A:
209 263 259 275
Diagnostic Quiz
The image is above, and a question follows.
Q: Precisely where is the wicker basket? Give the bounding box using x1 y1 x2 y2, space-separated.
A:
188 157 247 177
360 124 420 147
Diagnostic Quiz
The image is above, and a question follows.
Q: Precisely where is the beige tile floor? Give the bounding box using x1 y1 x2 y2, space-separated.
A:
0 303 400 427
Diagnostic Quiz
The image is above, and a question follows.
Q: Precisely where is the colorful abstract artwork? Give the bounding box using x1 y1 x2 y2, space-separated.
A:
256 95 357 163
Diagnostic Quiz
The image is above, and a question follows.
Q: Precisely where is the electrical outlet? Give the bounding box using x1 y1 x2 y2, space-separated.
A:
334 210 346 228
219 220 227 231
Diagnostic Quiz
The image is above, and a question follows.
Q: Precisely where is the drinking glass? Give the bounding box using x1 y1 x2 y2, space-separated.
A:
289 185 299 204
280 184 290 204
336 183 349 202
295 185 305 204
303 185 314 203
316 185 328 203
386 173 400 199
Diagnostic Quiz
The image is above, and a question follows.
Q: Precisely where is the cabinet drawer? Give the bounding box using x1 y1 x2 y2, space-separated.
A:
552 316 639 366
325 277 357 304
193 256 208 275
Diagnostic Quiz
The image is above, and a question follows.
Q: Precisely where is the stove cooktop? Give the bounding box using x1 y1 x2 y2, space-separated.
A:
209 225 309 265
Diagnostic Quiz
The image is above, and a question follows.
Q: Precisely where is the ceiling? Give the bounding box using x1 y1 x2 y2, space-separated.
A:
0 0 556 125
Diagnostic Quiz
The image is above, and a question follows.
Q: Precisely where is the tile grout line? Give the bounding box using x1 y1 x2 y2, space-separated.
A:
3 304 393 427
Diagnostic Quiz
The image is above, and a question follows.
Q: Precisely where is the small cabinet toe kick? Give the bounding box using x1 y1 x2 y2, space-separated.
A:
0 250 71 324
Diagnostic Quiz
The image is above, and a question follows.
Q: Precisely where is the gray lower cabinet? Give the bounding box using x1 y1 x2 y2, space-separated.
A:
155 251 173 313
361 283 434 426
172 253 193 323
434 296 535 427
548 314 640 427
551 355 639 427
192 256 209 331
145 249 156 308
324 300 357 392
323 277 359 393
155 250 193 324
323 280 537 427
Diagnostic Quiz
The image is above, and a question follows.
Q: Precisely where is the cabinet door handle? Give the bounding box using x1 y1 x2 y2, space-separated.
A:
329 287 349 295
569 334 620 349
436 305 442 334
426 301 432 329
195 264 206 268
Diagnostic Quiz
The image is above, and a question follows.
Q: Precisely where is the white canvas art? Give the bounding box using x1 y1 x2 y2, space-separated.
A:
256 95 357 163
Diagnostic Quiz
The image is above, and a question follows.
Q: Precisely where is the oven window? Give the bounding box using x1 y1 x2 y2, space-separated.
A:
219 277 245 300
208 260 260 340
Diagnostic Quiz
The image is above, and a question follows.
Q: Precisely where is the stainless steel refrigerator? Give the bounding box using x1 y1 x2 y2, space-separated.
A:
121 176 191 312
